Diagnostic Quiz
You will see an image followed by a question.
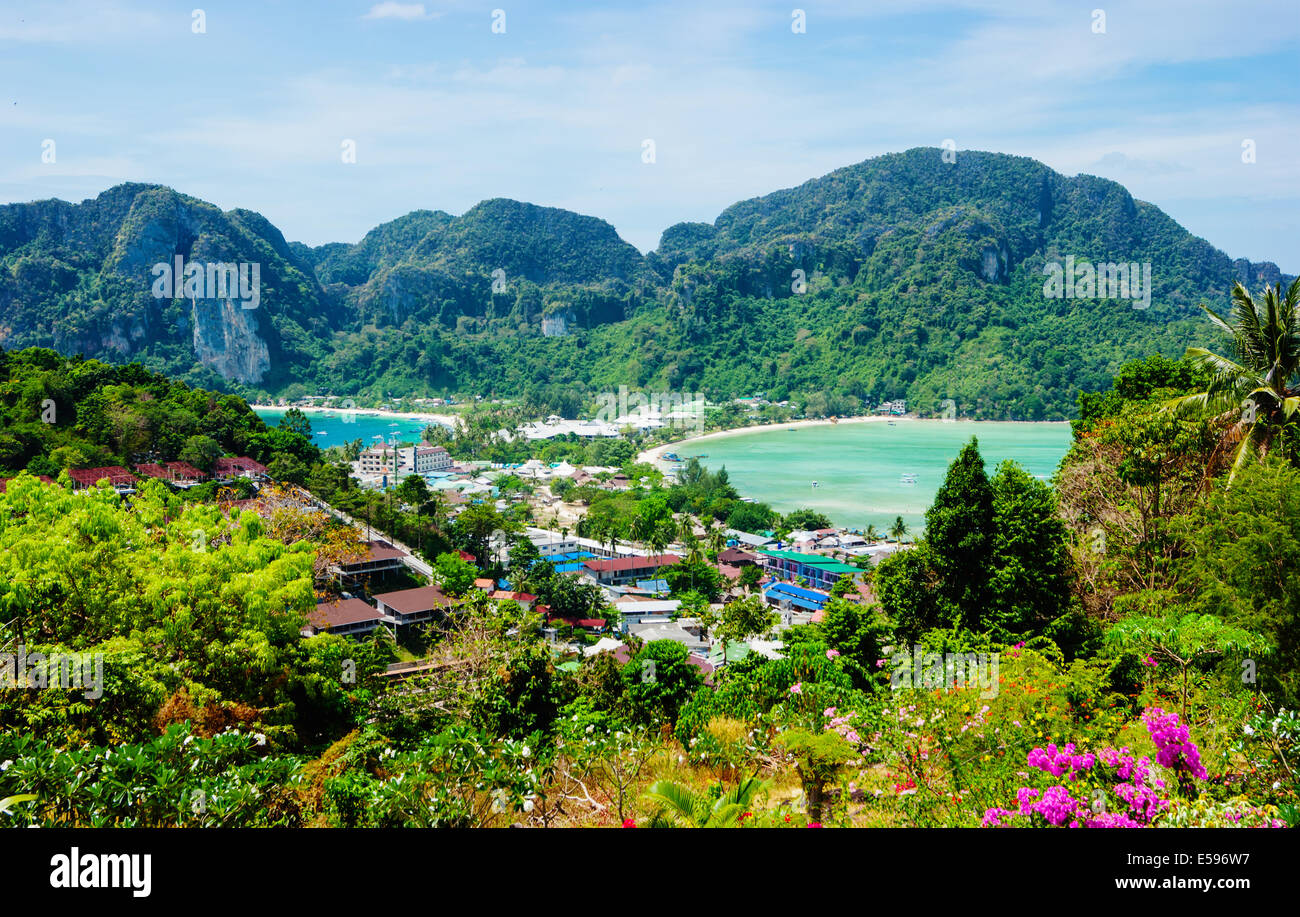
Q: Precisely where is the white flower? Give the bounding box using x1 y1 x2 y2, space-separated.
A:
1243 724 1255 736
523 799 535 813
254 733 267 746
1273 781 1282 790
0 760 11 771
521 745 531 758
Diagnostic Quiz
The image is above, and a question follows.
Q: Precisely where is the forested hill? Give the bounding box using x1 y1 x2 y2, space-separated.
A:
0 148 1290 419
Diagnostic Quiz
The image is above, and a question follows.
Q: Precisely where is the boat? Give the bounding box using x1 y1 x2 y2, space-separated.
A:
900 473 918 486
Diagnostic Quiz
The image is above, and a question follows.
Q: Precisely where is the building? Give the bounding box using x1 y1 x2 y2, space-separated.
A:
306 598 385 637
68 466 136 494
329 539 409 582
581 554 681 587
214 457 269 482
134 461 209 488
755 548 862 592
374 585 459 629
489 590 537 613
717 547 760 567
359 444 452 477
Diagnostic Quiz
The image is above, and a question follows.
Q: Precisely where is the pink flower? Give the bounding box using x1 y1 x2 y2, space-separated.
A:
622 818 636 828
806 822 823 828
826 649 841 659
789 682 803 695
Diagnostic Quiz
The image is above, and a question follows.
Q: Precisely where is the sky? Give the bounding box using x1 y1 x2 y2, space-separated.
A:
0 0 1296 265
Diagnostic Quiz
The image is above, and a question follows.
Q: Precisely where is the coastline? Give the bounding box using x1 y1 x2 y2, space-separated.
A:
638 415 892 465
252 404 458 428
638 415 1072 467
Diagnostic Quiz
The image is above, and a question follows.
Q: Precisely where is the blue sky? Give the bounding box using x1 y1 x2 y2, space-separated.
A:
1 0 1296 266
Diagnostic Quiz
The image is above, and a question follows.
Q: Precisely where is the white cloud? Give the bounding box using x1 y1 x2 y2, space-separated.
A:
362 3 437 21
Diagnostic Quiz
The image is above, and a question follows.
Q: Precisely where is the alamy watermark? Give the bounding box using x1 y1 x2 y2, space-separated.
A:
1 645 104 700
594 386 705 435
151 255 260 309
1043 256 1151 310
888 644 999 699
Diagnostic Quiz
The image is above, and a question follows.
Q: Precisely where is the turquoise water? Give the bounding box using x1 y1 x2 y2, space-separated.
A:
253 408 436 448
679 419 1073 533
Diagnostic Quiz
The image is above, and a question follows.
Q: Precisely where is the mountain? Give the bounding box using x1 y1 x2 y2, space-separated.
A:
0 149 1289 419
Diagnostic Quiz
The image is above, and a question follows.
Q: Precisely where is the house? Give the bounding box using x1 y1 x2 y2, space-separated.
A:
755 548 862 591
763 581 832 613
581 554 681 587
726 530 777 550
214 457 269 482
627 618 710 654
489 590 537 612
613 599 681 624
717 547 759 567
68 466 136 494
472 577 495 591
329 539 409 581
306 598 385 637
374 585 459 629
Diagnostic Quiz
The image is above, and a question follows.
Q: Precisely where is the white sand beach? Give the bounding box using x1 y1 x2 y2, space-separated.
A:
253 404 459 428
638 415 893 465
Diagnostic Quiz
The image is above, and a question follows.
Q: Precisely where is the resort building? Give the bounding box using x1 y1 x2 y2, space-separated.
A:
755 548 862 591
581 554 681 587
329 539 409 582
359 444 453 477
68 466 137 494
306 598 385 638
214 457 269 482
374 585 459 630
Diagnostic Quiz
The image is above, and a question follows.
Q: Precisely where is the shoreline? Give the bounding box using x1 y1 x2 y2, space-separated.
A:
252 404 458 427
638 415 1070 467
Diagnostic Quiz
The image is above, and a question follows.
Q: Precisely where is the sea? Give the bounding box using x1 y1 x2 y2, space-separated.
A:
252 408 438 449
676 419 1074 533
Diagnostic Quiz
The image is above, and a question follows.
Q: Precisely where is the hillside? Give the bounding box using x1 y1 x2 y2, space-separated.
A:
0 149 1290 419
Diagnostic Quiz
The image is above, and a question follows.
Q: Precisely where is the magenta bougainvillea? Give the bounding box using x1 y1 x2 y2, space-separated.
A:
982 708 1209 828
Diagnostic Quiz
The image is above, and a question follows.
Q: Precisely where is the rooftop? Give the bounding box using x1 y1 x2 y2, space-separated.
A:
310 598 383 629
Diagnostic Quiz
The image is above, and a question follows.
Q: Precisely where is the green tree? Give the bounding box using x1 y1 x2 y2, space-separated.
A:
986 461 1073 640
1169 279 1300 482
434 551 479 597
179 434 222 472
925 437 993 628
279 408 312 439
623 640 703 726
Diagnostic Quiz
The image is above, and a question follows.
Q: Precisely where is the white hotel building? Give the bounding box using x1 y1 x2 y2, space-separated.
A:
358 444 452 477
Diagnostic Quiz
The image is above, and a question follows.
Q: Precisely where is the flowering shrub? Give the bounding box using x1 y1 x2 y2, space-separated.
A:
981 708 1217 828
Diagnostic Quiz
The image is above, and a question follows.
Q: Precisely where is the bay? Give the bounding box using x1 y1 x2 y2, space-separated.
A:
678 419 1074 533
252 408 435 448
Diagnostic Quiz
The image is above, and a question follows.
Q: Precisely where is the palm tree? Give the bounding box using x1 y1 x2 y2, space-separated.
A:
889 516 908 542
864 524 879 544
641 776 767 828
706 523 727 560
1167 279 1300 483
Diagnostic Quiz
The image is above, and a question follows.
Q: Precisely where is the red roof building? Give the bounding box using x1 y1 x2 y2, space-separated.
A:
214 457 269 479
306 598 385 637
581 554 681 585
374 585 459 627
68 466 136 492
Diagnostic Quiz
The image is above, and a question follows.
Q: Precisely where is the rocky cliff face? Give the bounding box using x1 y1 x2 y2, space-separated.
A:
0 185 332 388
191 299 271 384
